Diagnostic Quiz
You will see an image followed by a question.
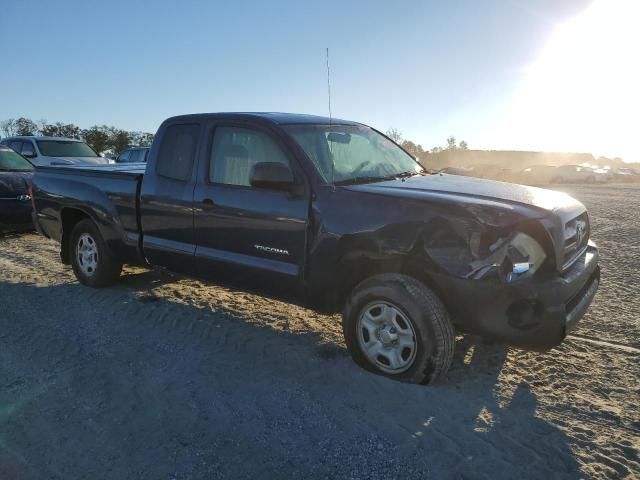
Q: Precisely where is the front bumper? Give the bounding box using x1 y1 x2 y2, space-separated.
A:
438 242 600 350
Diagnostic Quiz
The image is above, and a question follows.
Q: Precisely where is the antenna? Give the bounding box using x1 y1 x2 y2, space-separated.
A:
326 47 335 188
326 47 332 123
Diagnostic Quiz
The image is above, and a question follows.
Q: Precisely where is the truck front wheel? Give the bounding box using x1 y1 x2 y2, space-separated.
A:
69 219 122 287
342 274 454 384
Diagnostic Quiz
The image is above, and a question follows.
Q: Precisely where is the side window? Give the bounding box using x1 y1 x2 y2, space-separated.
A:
21 141 36 156
118 150 131 163
129 149 143 163
209 127 289 186
157 124 199 181
9 141 23 153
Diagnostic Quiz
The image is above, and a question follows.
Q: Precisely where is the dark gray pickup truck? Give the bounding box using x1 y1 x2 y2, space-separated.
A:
31 112 600 383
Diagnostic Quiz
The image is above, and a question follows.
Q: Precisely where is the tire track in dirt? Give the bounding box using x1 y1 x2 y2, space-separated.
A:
567 334 640 354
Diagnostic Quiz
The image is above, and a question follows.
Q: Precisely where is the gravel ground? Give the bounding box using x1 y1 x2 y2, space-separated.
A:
0 184 638 479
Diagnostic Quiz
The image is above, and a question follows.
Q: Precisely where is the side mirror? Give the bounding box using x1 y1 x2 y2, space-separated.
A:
249 162 294 190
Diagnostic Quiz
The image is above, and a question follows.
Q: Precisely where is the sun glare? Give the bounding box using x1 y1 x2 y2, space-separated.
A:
502 0 640 161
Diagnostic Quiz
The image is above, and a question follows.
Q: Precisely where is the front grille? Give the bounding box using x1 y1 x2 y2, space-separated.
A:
561 212 590 271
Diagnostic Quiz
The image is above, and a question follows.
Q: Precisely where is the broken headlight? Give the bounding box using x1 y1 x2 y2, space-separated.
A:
503 233 547 282
466 231 547 282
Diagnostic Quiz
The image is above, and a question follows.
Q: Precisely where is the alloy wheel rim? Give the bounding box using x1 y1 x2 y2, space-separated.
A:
76 233 98 276
356 302 417 374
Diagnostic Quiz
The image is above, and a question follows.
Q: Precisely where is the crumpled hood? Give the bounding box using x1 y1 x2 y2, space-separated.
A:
0 171 32 197
346 173 583 216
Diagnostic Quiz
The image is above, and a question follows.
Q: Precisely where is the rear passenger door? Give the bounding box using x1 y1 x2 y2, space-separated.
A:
139 123 202 273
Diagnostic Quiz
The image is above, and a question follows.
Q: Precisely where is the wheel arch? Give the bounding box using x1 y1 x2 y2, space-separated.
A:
60 207 92 264
335 251 450 315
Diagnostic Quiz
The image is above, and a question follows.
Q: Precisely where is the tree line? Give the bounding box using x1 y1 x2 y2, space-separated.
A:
0 117 459 158
386 128 468 158
0 117 154 154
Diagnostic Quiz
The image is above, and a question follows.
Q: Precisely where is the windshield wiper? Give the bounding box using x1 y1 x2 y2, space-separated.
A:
395 170 425 178
334 175 397 186
334 170 426 186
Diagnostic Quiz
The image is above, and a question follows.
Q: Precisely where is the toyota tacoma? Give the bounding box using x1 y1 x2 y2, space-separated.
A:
31 113 600 383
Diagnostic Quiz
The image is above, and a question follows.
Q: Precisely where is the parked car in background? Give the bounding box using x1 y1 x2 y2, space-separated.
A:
100 152 118 162
0 145 34 233
0 136 109 166
551 165 606 184
520 165 558 185
612 167 639 183
438 166 475 177
470 163 515 182
116 146 150 163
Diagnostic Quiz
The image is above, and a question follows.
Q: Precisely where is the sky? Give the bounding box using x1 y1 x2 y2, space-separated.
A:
1 0 638 161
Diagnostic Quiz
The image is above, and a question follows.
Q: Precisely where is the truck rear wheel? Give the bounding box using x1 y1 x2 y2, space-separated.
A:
69 219 122 287
342 274 454 384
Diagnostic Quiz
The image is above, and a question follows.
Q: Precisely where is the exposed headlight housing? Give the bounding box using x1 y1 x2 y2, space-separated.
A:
504 233 547 282
465 232 548 282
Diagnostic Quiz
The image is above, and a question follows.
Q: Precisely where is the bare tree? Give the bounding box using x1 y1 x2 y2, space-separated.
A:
129 131 155 147
1 116 154 152
386 128 403 144
401 140 425 158
0 118 17 138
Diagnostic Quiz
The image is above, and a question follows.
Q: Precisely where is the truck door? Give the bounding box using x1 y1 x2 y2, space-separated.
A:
139 122 201 273
192 122 309 284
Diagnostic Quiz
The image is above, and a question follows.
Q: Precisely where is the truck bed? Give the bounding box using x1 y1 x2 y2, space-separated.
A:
32 162 146 264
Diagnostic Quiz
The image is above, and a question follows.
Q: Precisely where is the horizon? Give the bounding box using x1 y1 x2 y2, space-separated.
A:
1 0 638 162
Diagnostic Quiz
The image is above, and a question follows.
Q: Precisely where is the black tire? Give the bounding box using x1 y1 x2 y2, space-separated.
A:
342 274 454 384
69 218 122 287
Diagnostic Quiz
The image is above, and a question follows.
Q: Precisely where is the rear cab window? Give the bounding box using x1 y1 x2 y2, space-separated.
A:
156 124 200 181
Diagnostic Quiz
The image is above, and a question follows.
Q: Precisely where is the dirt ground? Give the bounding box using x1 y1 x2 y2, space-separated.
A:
0 184 638 479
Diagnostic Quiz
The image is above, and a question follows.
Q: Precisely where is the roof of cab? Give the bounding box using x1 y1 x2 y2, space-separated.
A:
163 112 360 126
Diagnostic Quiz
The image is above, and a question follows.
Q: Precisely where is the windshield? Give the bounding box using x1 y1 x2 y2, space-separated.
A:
0 149 34 171
37 140 98 157
284 125 423 184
